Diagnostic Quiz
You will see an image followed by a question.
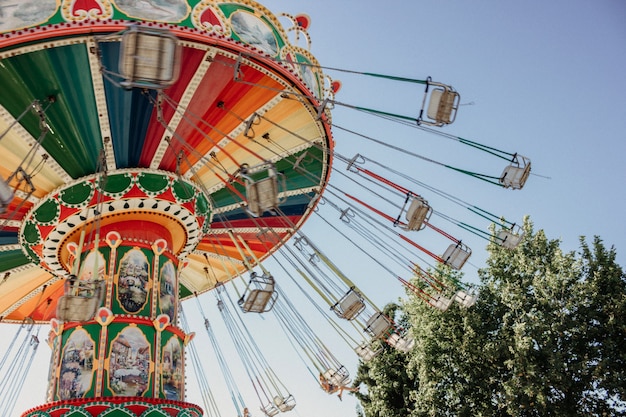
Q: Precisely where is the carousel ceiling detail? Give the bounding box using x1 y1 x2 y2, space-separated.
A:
0 0 335 323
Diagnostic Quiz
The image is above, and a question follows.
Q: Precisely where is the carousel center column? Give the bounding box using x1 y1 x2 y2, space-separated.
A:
20 169 211 416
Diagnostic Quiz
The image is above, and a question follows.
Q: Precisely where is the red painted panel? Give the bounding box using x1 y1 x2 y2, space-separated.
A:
138 47 207 167
158 55 283 171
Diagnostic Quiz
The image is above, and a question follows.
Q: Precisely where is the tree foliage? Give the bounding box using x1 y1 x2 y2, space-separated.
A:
354 218 626 416
353 303 415 417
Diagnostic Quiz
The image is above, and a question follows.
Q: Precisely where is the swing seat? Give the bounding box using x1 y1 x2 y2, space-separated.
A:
323 366 350 387
417 80 460 127
246 176 279 216
442 242 472 270
331 288 365 320
273 394 296 412
241 163 285 217
430 294 453 312
56 279 106 322
403 196 432 231
354 342 382 361
261 403 280 417
0 179 14 213
386 333 415 353
500 154 531 190
238 272 277 313
497 227 523 249
119 25 181 89
453 290 478 308
364 312 393 339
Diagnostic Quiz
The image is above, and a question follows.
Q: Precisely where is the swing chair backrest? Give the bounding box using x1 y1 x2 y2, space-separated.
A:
56 280 106 322
442 242 472 270
417 80 460 127
387 333 415 353
497 228 523 249
453 290 478 308
273 395 296 412
354 342 382 361
403 197 432 231
331 288 365 320
0 179 14 212
246 175 279 216
238 273 277 313
119 26 181 89
500 154 531 190
430 294 453 312
426 88 460 126
364 312 393 339
242 164 286 217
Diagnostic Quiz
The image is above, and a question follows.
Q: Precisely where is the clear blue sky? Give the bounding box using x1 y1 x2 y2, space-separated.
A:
4 1 626 416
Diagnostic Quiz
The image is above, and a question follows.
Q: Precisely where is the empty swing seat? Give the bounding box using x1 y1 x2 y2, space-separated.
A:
442 242 472 270
331 288 366 320
453 290 478 308
500 154 531 190
401 196 432 231
119 25 181 89
418 80 460 127
238 272 277 313
241 163 285 217
429 294 454 312
497 228 523 249
246 176 279 216
386 333 415 353
364 312 393 339
354 342 382 362
273 394 296 412
56 279 106 322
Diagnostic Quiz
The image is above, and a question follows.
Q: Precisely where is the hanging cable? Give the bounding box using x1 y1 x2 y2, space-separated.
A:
179 305 222 417
214 285 294 416
0 318 41 417
195 295 249 417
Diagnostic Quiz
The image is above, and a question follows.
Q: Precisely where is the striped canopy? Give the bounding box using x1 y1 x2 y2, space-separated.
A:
0 1 334 323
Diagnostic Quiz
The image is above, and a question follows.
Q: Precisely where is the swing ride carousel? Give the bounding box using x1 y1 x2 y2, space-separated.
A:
0 1 532 417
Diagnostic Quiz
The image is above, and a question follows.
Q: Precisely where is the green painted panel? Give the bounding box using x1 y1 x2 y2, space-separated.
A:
22 221 42 244
59 325 99 400
172 180 195 202
60 182 94 206
210 182 246 208
210 147 325 209
0 43 102 178
0 249 30 272
276 146 324 189
113 245 153 316
104 322 155 398
102 173 133 194
178 283 193 300
195 192 210 215
137 173 169 194
218 3 287 53
33 199 60 224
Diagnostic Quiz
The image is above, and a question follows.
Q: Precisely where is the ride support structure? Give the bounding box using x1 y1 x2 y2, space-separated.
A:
0 1 336 416
21 171 210 416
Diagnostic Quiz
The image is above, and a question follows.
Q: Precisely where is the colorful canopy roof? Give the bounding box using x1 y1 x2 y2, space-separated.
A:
0 1 334 323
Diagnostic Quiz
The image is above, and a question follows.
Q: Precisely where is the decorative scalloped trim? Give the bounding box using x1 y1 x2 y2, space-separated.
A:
21 396 202 417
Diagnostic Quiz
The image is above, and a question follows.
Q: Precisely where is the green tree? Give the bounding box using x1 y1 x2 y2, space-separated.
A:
354 218 626 416
352 303 416 417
